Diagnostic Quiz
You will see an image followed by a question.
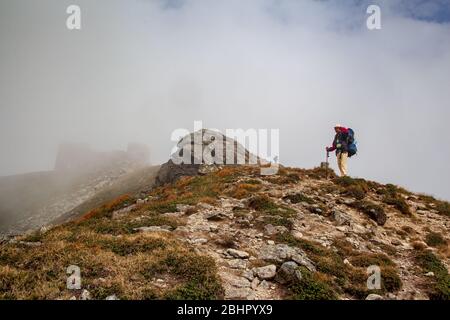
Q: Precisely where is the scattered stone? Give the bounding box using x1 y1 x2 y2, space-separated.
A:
365 294 383 300
227 259 248 269
191 238 208 245
343 259 351 266
136 199 147 205
133 226 171 233
253 265 277 280
226 249 250 259
224 287 252 300
268 190 283 198
258 280 271 290
251 278 260 290
81 289 91 300
176 204 195 213
291 231 303 239
105 295 119 300
425 272 434 277
242 270 254 281
205 211 230 221
343 199 355 206
264 224 288 236
267 240 275 245
112 205 137 219
351 223 366 234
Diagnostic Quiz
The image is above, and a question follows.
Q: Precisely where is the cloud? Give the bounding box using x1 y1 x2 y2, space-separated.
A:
0 0 449 199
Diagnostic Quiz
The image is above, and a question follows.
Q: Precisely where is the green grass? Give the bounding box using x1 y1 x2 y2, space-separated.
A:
414 250 450 300
248 195 296 217
99 236 168 256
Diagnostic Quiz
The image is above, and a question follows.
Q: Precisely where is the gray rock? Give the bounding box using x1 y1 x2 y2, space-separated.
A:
191 238 208 245
224 287 253 299
258 280 271 290
275 261 302 284
366 294 383 300
242 270 254 281
251 278 260 290
105 295 119 300
291 253 316 272
253 265 277 280
291 231 303 239
264 224 288 236
227 249 250 259
332 210 351 226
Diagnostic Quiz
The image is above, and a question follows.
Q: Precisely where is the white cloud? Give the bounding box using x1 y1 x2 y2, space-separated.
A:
0 0 449 199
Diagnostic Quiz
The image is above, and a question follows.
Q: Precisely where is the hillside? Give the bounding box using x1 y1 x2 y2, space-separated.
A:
1 163 449 300
0 145 152 237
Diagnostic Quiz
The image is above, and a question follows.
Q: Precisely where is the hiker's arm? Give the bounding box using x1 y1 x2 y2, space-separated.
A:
327 136 337 152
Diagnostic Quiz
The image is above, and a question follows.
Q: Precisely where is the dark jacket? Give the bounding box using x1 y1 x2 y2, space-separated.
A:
328 128 349 154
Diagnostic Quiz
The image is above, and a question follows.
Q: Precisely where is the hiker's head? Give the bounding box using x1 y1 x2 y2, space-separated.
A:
334 124 342 133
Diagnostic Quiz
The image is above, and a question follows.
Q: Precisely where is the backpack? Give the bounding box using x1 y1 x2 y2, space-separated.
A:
347 128 358 157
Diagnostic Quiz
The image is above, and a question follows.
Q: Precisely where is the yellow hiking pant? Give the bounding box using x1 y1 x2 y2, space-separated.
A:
337 152 348 177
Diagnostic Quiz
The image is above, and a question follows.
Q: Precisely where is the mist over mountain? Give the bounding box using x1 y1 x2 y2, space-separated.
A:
0 0 449 200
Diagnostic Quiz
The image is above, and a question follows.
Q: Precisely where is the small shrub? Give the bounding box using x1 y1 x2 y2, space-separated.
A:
349 252 395 268
414 250 450 300
282 193 315 205
435 201 450 217
344 185 367 200
288 267 337 300
425 232 446 247
351 201 387 226
381 266 402 292
143 251 224 300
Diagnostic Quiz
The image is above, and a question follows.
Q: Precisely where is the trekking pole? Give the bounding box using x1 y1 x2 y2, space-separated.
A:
326 150 330 180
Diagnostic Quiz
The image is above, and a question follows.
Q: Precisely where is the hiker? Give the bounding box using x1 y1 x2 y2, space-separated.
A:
326 124 351 177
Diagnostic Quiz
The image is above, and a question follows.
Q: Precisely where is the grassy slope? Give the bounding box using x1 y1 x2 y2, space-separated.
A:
0 165 449 300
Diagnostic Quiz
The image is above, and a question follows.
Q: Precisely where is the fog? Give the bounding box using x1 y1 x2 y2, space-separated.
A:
1 0 449 200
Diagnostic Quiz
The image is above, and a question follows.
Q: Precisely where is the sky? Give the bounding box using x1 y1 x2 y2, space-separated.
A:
0 0 449 200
